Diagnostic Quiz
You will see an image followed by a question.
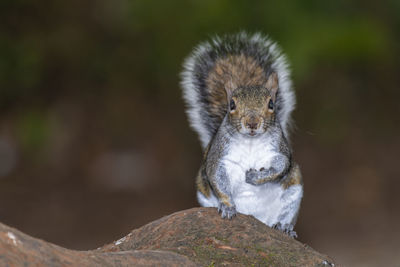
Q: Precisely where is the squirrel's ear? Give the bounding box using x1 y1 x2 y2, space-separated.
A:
266 72 279 101
225 77 237 100
225 85 233 102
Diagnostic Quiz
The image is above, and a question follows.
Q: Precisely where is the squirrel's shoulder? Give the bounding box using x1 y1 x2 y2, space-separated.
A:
181 32 295 149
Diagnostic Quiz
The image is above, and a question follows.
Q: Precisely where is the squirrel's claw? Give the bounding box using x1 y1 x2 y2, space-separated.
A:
287 230 298 238
218 203 237 219
245 168 260 185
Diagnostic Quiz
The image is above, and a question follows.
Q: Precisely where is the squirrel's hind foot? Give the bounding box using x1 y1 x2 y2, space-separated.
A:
272 222 298 238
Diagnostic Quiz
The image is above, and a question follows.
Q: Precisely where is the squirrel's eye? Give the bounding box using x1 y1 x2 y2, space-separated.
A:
230 99 236 111
268 99 274 111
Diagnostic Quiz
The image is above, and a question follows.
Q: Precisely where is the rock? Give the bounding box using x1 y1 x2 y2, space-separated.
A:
0 207 337 266
103 207 336 266
0 221 195 266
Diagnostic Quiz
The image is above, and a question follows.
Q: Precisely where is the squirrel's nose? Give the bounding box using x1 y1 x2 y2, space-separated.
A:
245 118 259 130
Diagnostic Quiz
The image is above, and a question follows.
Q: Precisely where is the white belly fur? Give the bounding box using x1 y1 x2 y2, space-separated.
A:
197 136 303 227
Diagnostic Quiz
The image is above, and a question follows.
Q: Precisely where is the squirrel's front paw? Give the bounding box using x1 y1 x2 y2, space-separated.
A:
218 203 237 219
245 168 261 185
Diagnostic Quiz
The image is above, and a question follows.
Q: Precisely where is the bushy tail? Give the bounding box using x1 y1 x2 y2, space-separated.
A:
181 32 295 149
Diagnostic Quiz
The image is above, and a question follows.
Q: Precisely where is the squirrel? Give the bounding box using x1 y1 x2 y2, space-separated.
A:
180 32 303 237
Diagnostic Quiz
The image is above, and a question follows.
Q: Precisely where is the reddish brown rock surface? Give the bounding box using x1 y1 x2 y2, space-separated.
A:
0 207 336 266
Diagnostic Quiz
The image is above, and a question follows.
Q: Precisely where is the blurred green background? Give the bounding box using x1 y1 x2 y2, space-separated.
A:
0 1 399 266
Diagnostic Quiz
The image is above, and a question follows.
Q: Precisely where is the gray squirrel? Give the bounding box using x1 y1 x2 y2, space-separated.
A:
180 32 303 237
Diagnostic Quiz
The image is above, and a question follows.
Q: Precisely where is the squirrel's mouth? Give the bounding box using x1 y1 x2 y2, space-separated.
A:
239 126 265 137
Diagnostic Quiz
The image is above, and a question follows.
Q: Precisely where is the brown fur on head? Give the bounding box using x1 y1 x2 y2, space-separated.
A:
227 72 279 137
205 55 270 128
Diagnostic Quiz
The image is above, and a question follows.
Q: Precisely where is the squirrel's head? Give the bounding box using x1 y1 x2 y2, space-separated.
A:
227 72 279 137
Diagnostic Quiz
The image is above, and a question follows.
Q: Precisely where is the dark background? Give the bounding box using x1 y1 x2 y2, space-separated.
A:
0 1 399 266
